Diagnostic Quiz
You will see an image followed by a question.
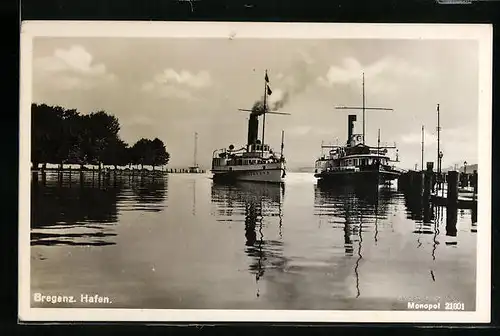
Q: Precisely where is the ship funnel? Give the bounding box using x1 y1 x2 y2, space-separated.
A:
247 113 259 146
348 114 357 146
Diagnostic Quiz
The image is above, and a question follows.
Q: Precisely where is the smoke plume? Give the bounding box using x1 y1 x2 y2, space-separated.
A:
251 49 318 113
251 100 266 115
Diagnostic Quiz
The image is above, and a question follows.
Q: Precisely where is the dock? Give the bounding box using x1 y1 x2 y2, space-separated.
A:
398 165 477 210
30 165 206 187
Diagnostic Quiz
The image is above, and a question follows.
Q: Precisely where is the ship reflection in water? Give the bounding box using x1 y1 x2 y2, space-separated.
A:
31 173 476 310
211 181 285 298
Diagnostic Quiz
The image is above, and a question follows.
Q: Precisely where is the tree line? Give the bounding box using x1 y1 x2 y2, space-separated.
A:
31 103 170 170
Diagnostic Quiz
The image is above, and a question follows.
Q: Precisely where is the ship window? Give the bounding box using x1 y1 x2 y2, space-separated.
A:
262 166 266 169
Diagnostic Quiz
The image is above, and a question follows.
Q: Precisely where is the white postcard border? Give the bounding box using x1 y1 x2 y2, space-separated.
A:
19 21 492 323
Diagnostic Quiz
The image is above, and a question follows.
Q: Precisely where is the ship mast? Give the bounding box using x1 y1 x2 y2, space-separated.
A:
335 73 393 145
421 125 425 171
436 104 441 174
262 70 268 157
377 128 381 155
363 73 366 144
237 70 291 156
280 130 285 159
193 132 198 167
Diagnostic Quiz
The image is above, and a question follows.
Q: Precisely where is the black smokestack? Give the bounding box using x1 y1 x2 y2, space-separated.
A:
247 113 259 146
348 114 357 146
246 98 266 147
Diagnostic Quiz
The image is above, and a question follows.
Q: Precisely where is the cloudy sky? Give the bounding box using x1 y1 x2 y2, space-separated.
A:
32 37 479 170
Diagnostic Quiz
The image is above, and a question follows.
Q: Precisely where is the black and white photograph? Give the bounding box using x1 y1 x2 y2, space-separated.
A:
19 22 492 323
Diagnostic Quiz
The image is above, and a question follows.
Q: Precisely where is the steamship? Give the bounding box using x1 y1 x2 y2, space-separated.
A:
314 74 404 185
211 71 289 184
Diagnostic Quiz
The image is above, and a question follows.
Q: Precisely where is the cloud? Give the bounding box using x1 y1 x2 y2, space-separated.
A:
318 56 433 94
401 125 475 146
34 45 116 90
288 125 312 136
155 69 211 88
399 125 478 167
401 129 436 145
142 69 211 100
261 49 319 111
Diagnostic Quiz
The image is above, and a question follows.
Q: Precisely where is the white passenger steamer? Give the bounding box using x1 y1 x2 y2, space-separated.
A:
211 71 289 184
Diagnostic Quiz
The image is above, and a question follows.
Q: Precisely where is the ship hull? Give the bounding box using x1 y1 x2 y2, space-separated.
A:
315 169 400 186
212 163 285 184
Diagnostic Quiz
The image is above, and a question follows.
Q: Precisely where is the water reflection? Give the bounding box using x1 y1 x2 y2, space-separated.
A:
471 204 478 233
211 181 286 294
31 173 168 246
126 175 168 212
314 183 399 298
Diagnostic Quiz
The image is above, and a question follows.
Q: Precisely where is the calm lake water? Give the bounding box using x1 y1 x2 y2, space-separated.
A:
30 172 477 310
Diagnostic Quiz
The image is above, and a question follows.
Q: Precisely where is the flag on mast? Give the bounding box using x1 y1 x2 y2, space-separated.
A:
267 84 272 95
265 71 269 83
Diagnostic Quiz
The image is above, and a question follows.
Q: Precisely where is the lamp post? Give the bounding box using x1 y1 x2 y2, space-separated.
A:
463 160 468 188
438 151 443 172
438 151 444 189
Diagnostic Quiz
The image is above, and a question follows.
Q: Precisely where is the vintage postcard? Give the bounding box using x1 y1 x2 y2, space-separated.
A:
19 21 492 323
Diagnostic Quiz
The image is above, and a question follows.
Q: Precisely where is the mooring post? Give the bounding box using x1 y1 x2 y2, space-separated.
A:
80 169 84 185
473 169 478 201
446 203 458 240
461 172 468 188
424 165 433 201
447 171 459 206
408 171 414 190
414 171 424 196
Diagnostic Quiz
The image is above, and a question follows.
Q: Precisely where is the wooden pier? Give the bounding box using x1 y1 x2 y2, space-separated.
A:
31 165 207 186
398 164 478 210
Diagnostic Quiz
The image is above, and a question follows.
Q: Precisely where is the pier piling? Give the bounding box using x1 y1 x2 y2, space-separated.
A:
447 171 459 206
473 170 478 201
423 166 433 201
445 204 458 245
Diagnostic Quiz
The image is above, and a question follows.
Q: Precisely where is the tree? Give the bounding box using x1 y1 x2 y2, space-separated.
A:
102 138 129 169
131 138 152 170
86 111 121 169
31 103 54 168
31 103 74 168
130 138 170 170
31 103 171 170
151 138 170 170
